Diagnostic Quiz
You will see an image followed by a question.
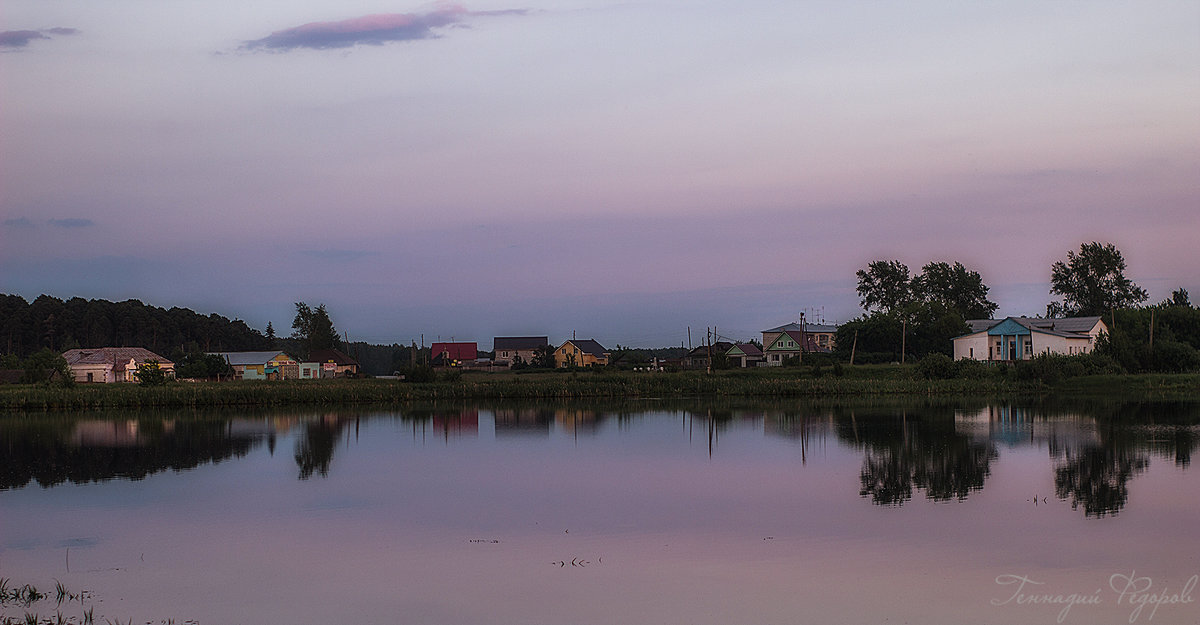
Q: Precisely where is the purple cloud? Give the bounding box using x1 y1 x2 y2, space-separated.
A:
48 218 95 229
0 27 78 49
241 4 527 52
3 217 35 229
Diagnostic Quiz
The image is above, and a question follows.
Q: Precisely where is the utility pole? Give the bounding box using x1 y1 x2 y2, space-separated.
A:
901 319 907 365
1149 308 1155 349
706 327 713 374
850 329 858 365
798 312 806 365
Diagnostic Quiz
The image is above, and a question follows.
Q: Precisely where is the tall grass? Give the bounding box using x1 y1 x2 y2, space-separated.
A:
0 369 1053 412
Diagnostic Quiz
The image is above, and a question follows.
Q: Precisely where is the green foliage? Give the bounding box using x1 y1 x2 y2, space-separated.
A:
1049 242 1148 317
174 352 233 380
403 365 437 383
20 349 73 386
917 353 955 380
134 360 168 386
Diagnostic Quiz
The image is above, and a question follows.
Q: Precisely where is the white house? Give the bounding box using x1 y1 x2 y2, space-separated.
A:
62 347 175 383
953 317 1107 361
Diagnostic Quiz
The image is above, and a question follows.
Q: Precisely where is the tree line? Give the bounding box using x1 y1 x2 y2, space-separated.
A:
835 242 1199 372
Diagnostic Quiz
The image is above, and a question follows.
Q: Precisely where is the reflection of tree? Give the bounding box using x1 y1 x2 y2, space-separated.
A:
0 420 263 489
295 417 344 480
1054 446 1147 518
837 411 997 506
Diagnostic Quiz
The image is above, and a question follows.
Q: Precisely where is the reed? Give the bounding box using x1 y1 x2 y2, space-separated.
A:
4 369 1194 413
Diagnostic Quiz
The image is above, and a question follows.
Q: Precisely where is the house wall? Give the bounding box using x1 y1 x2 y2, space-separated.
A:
554 343 607 367
1031 333 1096 356
953 332 989 361
71 364 114 383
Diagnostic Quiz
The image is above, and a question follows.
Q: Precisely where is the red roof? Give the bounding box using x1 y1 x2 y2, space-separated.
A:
430 342 477 362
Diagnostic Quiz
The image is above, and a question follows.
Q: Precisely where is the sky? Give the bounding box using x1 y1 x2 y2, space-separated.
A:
2 1 1198 348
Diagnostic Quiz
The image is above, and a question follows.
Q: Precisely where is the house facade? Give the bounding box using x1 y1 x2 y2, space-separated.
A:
726 343 764 368
62 347 175 383
761 322 837 354
493 336 548 367
554 339 609 368
308 348 360 377
430 342 477 367
210 351 300 380
952 317 1107 361
762 330 828 366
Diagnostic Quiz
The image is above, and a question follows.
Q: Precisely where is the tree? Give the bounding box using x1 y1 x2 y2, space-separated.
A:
21 348 73 386
134 360 168 386
1166 288 1191 308
1049 242 1147 317
856 260 912 314
911 261 998 320
266 321 276 342
291 302 339 356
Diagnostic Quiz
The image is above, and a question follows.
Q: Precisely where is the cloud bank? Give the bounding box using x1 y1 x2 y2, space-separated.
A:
241 4 526 52
0 27 78 49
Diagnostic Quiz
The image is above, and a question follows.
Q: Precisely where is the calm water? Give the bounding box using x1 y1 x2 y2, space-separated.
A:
2 399 1198 625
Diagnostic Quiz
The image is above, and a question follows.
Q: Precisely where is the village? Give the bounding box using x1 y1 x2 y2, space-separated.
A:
50 313 1107 383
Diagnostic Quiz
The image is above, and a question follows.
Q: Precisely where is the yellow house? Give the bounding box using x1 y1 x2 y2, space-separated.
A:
554 339 610 368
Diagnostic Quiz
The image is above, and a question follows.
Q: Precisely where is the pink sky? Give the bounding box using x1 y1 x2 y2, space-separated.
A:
2 1 1197 345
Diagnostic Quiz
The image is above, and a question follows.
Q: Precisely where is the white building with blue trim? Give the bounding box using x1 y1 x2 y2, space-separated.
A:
952 316 1107 361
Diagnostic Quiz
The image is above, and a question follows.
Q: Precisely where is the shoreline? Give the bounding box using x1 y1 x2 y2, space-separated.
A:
2 369 1197 412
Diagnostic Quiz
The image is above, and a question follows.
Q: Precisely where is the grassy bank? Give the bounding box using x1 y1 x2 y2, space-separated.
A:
2 367 1196 412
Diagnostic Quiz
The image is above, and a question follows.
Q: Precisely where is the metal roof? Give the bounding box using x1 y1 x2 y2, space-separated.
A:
209 351 295 366
493 336 549 351
63 347 173 366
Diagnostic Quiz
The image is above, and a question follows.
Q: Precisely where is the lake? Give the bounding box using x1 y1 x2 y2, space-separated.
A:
2 399 1198 625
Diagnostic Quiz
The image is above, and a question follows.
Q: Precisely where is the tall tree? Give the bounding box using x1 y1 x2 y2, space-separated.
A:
856 260 913 315
291 302 338 356
911 261 998 320
1049 242 1147 317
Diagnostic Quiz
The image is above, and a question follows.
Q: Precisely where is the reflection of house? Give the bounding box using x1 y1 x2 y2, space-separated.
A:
726 343 764 368
493 336 548 367
430 342 477 367
762 322 838 353
682 342 734 368
953 317 1106 361
210 351 300 380
307 348 360 377
554 339 610 368
63 347 175 383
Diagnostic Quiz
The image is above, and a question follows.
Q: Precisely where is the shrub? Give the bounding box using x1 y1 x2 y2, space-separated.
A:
134 360 168 386
917 353 955 380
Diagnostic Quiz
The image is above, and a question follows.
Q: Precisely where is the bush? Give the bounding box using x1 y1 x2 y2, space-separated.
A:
134 360 168 386
952 358 992 380
403 365 436 383
917 353 955 380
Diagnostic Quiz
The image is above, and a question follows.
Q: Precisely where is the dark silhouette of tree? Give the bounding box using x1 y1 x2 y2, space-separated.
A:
856 260 913 315
911 261 998 320
295 418 344 480
1049 242 1147 317
291 302 339 358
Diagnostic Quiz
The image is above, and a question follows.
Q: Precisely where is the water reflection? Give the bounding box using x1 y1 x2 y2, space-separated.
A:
830 407 998 506
0 418 268 489
3 400 1197 521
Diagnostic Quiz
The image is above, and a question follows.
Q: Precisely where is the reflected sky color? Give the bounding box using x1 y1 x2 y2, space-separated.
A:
2 401 1198 624
1 2 1198 345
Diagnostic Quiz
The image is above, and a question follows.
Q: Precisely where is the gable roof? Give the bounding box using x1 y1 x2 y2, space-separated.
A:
962 316 1104 339
763 322 839 334
209 351 295 367
308 348 359 366
494 336 549 351
64 347 173 367
430 342 477 361
765 330 826 352
562 339 608 357
727 343 763 357
687 342 734 358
